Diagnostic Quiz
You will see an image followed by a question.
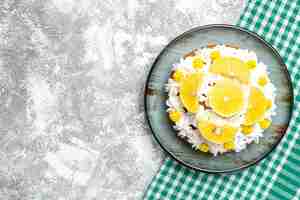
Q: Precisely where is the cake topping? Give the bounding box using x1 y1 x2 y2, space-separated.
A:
197 120 237 144
224 141 235 150
241 125 254 135
172 70 184 82
197 143 209 152
258 75 268 86
210 50 221 61
244 87 269 125
179 72 203 113
168 110 182 123
208 78 244 117
259 118 271 129
245 60 257 69
192 57 205 69
210 57 250 84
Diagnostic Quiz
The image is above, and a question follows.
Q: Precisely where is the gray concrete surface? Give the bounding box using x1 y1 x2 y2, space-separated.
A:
0 0 244 199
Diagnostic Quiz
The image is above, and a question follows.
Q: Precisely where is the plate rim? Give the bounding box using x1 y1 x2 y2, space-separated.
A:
144 24 294 174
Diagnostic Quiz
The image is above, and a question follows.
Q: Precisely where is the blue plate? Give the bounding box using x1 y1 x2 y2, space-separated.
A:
144 24 293 173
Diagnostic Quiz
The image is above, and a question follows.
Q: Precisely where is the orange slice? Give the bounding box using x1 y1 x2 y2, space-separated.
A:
197 121 238 144
179 72 203 113
243 87 268 125
210 57 250 84
208 78 244 117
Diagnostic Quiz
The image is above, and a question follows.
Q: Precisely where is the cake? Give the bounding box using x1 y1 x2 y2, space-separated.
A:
165 44 276 155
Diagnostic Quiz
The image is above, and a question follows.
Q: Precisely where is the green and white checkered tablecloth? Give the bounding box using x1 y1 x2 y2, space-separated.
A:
144 0 300 199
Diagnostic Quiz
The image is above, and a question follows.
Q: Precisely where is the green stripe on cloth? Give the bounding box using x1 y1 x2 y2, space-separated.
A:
144 0 300 199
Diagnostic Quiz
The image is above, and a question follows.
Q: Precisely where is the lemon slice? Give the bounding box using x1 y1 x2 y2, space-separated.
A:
197 121 237 144
210 57 250 84
208 78 244 117
244 87 268 125
179 72 203 113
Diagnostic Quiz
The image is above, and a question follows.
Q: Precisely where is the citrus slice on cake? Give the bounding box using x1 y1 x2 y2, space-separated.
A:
208 78 244 117
210 57 250 84
197 120 238 144
179 72 203 113
243 87 269 125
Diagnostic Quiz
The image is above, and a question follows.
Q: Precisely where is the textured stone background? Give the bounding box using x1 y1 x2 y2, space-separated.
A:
0 0 244 199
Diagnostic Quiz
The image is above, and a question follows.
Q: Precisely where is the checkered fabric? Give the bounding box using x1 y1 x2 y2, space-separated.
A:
144 0 300 199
